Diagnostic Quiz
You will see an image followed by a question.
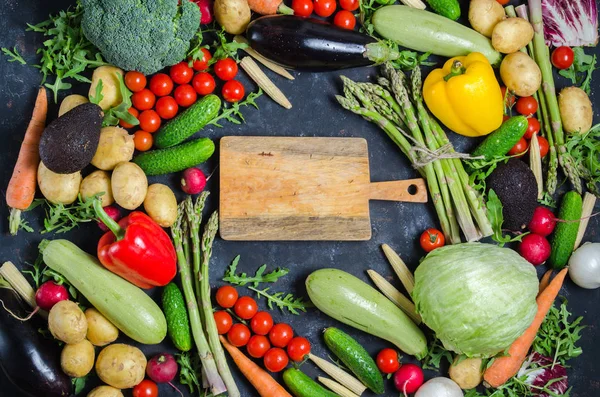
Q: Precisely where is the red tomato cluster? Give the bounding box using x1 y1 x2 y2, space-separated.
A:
292 0 358 30
214 286 311 372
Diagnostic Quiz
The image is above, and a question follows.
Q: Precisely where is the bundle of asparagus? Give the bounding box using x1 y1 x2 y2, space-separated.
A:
336 64 493 244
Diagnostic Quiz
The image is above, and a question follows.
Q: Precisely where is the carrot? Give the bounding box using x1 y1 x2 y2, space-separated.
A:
483 267 569 388
6 87 48 236
538 269 553 295
220 335 293 397
247 0 293 15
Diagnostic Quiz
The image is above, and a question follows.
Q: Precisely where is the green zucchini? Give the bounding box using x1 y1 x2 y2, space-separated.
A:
372 5 501 66
133 138 215 176
426 0 461 20
472 116 529 161
283 368 339 397
40 239 167 344
550 191 582 269
306 269 427 359
162 283 192 352
154 94 221 148
324 327 384 394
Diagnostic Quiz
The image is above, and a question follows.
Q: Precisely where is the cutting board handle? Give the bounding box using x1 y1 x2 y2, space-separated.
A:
369 178 428 203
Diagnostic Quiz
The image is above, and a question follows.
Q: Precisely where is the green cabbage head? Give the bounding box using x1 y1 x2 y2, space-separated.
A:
413 243 538 358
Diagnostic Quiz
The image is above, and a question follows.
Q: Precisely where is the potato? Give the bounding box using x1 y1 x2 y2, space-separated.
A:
87 386 124 397
61 339 95 378
559 86 593 134
449 357 483 389
111 162 148 210
48 300 88 344
91 127 135 171
80 171 114 207
468 0 506 37
59 94 89 117
500 52 541 97
38 162 82 205
143 184 178 227
89 66 124 111
85 308 119 346
96 344 147 389
214 0 251 35
492 17 534 54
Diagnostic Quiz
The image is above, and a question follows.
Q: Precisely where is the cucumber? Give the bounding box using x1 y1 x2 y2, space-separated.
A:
162 283 192 352
324 327 384 394
550 191 582 269
133 138 215 176
472 116 529 161
154 94 221 148
283 368 339 397
306 269 427 359
426 0 461 20
372 5 501 66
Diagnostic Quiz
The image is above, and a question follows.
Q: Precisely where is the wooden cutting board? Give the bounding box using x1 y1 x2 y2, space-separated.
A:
219 136 427 241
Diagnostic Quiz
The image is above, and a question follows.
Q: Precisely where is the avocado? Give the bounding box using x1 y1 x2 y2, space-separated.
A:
39 103 103 174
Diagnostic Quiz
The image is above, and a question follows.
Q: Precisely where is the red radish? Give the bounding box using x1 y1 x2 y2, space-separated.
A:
194 0 214 24
519 234 551 266
394 363 424 396
528 207 556 236
181 168 207 194
146 353 183 396
35 281 69 311
98 206 121 232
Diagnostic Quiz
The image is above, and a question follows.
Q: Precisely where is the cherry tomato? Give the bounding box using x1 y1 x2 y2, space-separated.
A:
263 348 289 372
537 135 549 158
133 379 158 397
524 117 540 140
333 10 356 30
234 296 258 320
515 96 538 116
214 58 238 81
314 0 336 17
170 61 194 85
193 72 216 95
500 86 516 108
251 311 274 335
174 84 197 107
227 323 251 347
508 137 528 156
495 0 509 5
133 130 153 151
132 88 156 111
247 335 271 358
149 73 174 97
292 0 314 17
419 228 445 253
269 323 294 348
216 285 239 308
287 337 311 362
551 46 574 70
125 71 147 92
214 310 233 335
119 107 139 129
191 48 212 71
138 110 161 133
222 80 245 103
339 0 359 11
377 348 400 374
155 96 179 120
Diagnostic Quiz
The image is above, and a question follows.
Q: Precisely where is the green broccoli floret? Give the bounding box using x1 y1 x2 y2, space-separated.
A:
81 0 200 75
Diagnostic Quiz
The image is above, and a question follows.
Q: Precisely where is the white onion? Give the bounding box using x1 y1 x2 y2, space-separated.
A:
568 243 600 289
415 377 463 397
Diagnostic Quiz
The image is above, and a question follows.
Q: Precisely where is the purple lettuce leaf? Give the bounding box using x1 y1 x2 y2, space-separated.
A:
542 0 598 47
518 352 569 396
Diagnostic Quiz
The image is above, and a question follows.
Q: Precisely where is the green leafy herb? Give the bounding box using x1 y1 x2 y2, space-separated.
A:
208 89 263 127
187 31 206 62
88 79 104 105
1 47 26 65
177 352 202 395
466 154 516 194
539 192 557 208
96 74 139 127
18 218 34 233
28 194 102 234
210 28 247 64
566 123 600 195
421 334 453 370
223 255 289 287
486 189 528 246
248 287 313 315
72 375 87 395
22 254 45 289
559 47 597 94
23 254 78 298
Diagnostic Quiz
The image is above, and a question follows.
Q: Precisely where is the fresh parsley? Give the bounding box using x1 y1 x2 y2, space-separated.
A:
487 189 528 246
208 89 263 127
223 255 289 287
559 47 597 94
248 287 313 315
1 46 26 65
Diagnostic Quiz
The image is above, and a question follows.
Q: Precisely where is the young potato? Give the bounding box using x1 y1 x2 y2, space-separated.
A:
38 162 82 205
85 308 119 346
214 0 251 34
111 162 148 210
500 52 541 97
469 0 506 37
80 170 114 207
90 127 135 171
48 300 88 344
143 184 178 227
492 17 534 54
96 344 147 389
449 356 483 389
559 86 593 134
61 339 95 378
87 386 123 397
89 66 124 111
59 94 89 117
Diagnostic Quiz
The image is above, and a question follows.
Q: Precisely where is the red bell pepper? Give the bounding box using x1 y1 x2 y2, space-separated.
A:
94 200 177 289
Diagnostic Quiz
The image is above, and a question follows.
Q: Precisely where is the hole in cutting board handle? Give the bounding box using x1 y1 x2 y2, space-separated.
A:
407 184 418 195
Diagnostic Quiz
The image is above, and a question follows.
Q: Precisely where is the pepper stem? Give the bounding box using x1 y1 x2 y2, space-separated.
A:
444 60 466 81
93 199 125 241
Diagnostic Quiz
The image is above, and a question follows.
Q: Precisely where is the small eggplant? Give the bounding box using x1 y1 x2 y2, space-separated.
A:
246 15 400 71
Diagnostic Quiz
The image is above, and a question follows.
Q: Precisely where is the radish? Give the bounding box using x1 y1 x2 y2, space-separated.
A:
146 353 183 396
35 281 69 311
181 168 207 194
528 207 556 236
519 234 551 266
194 0 214 24
394 363 424 396
97 205 121 232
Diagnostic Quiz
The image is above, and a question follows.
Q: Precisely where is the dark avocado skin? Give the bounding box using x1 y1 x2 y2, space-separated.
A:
39 102 103 174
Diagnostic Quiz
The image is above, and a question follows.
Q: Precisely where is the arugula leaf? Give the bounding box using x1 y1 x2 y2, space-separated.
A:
208 89 263 127
210 28 247 64
99 74 139 127
177 352 202 395
72 375 87 395
223 255 289 287
486 189 528 246
421 334 453 370
248 287 313 315
559 47 597 94
31 194 102 234
23 254 45 289
1 47 26 64
89 79 104 105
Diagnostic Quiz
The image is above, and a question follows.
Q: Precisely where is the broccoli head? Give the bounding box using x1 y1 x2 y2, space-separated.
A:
81 0 200 75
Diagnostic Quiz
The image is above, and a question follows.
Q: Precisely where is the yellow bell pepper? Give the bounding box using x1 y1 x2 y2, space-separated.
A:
423 52 504 137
